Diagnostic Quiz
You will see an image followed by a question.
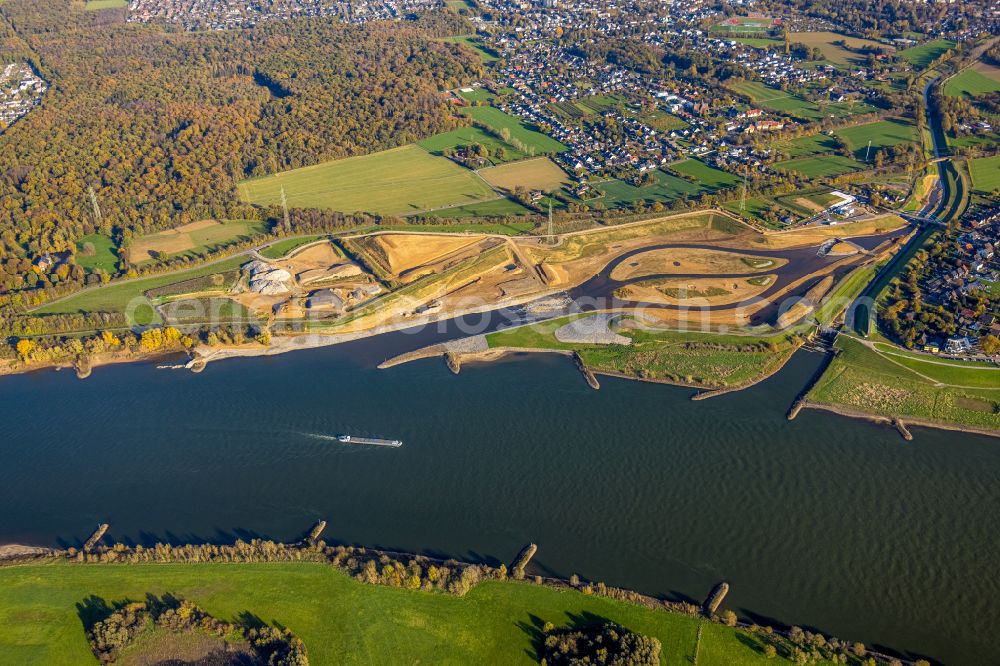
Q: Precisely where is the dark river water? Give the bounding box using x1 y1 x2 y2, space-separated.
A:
0 334 997 665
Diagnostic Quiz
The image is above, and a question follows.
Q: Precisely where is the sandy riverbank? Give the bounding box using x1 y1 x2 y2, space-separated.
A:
0 544 53 560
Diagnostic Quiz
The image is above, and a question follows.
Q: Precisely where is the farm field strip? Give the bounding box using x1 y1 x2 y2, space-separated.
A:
478 157 571 192
238 145 500 215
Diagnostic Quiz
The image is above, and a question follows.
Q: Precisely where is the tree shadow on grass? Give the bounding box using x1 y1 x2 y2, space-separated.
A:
76 592 186 631
735 631 769 656
516 610 618 662
75 594 118 630
235 611 266 631
515 613 548 661
144 592 182 616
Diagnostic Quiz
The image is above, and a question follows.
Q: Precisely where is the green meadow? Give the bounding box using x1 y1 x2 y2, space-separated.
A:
438 35 498 63
74 234 118 273
833 119 917 159
0 561 822 666
238 145 498 215
455 87 496 103
772 155 866 178
722 197 778 224
84 0 127 9
774 133 838 159
944 67 1000 97
418 125 528 163
731 82 875 121
593 171 702 208
461 106 568 154
669 159 740 191
969 154 1000 194
132 220 269 264
898 39 957 69
416 198 535 219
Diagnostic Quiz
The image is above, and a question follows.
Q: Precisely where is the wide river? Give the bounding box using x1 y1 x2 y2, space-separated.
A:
0 331 997 665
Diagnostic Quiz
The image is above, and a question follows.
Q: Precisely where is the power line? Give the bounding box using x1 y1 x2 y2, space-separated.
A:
88 186 102 226
547 198 554 244
280 186 290 232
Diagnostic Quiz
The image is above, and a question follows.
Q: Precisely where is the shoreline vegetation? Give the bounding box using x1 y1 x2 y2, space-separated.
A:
0 533 925 666
4 209 996 438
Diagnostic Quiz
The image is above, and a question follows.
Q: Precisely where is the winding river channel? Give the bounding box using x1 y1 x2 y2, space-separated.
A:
0 327 998 665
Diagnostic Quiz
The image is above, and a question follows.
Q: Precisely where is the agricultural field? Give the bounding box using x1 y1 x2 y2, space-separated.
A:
417 198 535 220
968 155 1000 194
461 106 568 154
773 133 838 159
238 145 499 215
772 155 866 178
591 171 703 208
944 63 1000 98
437 35 497 63
808 336 1000 431
833 118 917 160
788 32 893 66
669 159 740 192
74 234 118 274
0 561 815 666
128 220 269 264
418 126 527 163
84 0 126 9
897 39 957 69
479 157 571 192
